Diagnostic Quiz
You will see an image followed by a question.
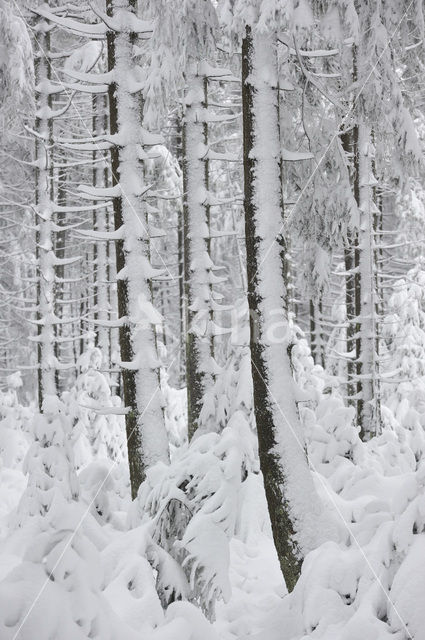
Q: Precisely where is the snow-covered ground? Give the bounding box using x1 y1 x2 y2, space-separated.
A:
0 341 424 639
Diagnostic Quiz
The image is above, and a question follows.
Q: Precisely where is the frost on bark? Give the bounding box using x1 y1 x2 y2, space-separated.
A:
309 297 325 368
54 153 66 392
341 128 359 404
342 120 381 439
242 27 328 592
106 0 169 497
92 93 110 366
34 16 57 408
182 66 214 440
356 122 381 438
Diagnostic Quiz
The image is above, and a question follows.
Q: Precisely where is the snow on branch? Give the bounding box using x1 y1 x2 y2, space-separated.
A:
88 2 153 36
32 6 107 39
281 149 314 161
60 68 115 85
77 228 125 242
77 184 122 200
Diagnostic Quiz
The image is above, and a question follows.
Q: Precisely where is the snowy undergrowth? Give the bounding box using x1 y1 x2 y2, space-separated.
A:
0 363 221 640
252 336 425 640
64 348 128 469
1 336 425 639
0 374 32 537
133 408 258 618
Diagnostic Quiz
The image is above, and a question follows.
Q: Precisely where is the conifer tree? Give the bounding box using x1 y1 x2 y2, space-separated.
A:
105 0 169 496
241 20 330 591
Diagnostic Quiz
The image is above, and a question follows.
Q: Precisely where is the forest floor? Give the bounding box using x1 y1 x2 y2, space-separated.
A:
0 379 424 640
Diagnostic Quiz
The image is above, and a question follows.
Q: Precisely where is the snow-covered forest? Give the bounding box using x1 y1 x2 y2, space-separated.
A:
1 0 425 638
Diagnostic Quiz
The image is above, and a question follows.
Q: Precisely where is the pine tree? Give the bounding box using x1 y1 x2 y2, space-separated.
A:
105 0 169 496
33 11 57 406
241 23 330 591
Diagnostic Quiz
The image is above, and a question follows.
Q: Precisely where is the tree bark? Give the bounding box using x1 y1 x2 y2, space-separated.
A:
182 65 214 440
341 129 358 403
106 0 169 497
92 93 110 366
34 17 56 408
242 26 326 592
356 122 380 438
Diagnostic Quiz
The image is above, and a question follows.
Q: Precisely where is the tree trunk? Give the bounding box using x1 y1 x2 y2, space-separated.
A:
92 93 110 366
356 122 380 438
34 18 56 408
182 65 214 440
176 120 187 391
309 297 325 368
54 162 66 391
341 129 358 403
106 0 169 498
242 26 326 592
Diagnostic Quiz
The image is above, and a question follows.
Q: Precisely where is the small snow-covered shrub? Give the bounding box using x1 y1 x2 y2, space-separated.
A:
0 390 219 640
0 372 32 470
134 407 258 619
381 266 425 463
64 348 127 469
0 396 128 639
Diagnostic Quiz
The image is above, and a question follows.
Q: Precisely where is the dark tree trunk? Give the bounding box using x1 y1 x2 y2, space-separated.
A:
341 130 358 404
34 19 56 409
106 5 141 497
181 121 203 438
182 69 213 440
242 27 325 592
106 0 168 497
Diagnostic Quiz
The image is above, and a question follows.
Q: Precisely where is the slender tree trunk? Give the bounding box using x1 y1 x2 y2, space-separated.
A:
54 163 66 391
182 64 214 440
309 297 324 367
203 77 215 366
92 97 99 343
106 0 169 497
309 299 317 363
242 27 326 592
34 18 56 408
341 130 357 403
177 210 186 388
174 114 186 389
103 95 116 382
356 122 380 438
80 285 86 357
318 297 325 368
92 93 110 365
